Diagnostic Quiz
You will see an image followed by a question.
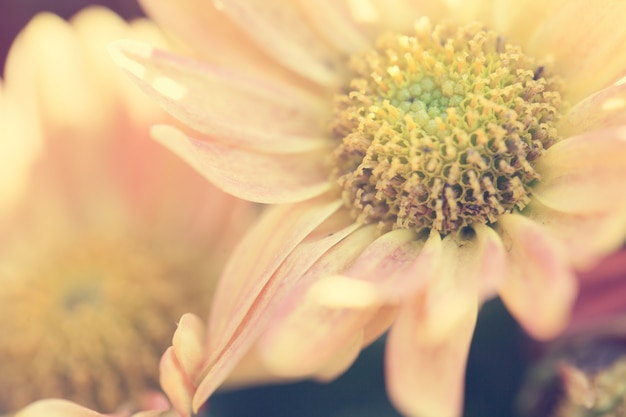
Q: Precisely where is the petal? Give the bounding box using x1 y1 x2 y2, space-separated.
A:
214 0 344 85
159 348 193 417
561 82 626 136
256 226 379 377
497 214 578 340
526 0 626 101
533 127 626 213
14 399 106 417
109 41 329 154
386 292 477 417
524 200 626 270
491 0 569 46
172 313 206 381
151 125 331 204
471 223 508 301
193 200 355 411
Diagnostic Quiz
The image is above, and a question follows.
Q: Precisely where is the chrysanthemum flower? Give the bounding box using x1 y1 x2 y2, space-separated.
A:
111 1 626 416
0 6 253 414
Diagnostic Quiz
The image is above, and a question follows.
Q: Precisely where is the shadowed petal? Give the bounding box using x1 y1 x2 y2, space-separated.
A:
109 41 329 154
159 348 192 417
151 125 331 204
533 127 626 213
497 214 578 340
14 400 106 417
527 0 626 101
561 82 626 136
215 0 344 85
524 201 626 270
171 313 206 381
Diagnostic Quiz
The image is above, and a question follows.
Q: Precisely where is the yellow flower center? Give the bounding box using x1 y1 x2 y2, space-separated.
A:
0 236 216 413
329 20 564 235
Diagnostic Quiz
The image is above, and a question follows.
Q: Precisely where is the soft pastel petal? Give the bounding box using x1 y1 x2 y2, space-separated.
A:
109 41 329 154
159 348 192 417
561 82 626 136
193 201 355 411
523 200 626 270
214 0 344 85
151 125 331 204
497 214 578 340
491 0 569 46
471 223 508 301
313 332 365 382
526 0 626 101
533 127 626 213
171 313 206 381
14 399 106 417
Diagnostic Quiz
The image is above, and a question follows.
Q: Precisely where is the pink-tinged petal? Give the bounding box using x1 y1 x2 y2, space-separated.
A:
533 127 626 213
497 214 578 340
109 41 329 154
256 226 379 377
314 332 364 382
526 0 626 101
193 201 356 411
159 348 192 417
524 200 626 270
172 313 206 381
471 223 508 301
386 292 477 417
362 305 397 347
561 82 626 136
297 0 370 54
151 125 331 204
215 0 344 85
14 399 106 417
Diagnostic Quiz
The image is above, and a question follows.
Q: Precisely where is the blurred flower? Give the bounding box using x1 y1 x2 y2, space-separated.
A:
110 1 626 416
0 6 253 414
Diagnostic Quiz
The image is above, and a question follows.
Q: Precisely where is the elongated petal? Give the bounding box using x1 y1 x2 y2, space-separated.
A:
533 127 626 213
172 313 206 381
160 348 192 417
471 223 508 301
256 226 378 377
14 400 106 417
193 201 353 411
527 0 626 101
152 125 331 204
524 201 626 270
109 41 329 154
215 0 344 85
497 214 578 340
561 83 626 136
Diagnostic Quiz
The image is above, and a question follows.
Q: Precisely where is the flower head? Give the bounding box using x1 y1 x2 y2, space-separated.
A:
111 1 626 416
0 6 253 413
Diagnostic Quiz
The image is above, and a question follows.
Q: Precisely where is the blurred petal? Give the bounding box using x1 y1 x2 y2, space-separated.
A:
159 348 192 417
533 127 626 213
151 125 331 204
109 41 329 154
497 214 578 340
527 0 626 101
14 399 106 417
561 82 626 136
171 313 206 381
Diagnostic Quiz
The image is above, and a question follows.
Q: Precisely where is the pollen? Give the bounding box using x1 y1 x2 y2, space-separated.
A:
329 20 564 235
0 236 215 413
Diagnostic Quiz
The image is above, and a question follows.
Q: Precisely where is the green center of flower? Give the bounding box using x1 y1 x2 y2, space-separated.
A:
329 20 564 235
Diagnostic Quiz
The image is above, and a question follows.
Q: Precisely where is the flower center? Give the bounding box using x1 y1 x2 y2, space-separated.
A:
0 236 216 413
329 20 564 235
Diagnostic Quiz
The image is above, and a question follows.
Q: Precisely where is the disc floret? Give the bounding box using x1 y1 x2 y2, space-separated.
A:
330 19 564 234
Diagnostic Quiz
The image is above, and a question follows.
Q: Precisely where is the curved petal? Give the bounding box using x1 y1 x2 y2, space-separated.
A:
151 125 331 204
256 226 379 377
491 0 569 46
109 41 329 154
193 200 354 411
171 313 206 381
497 214 578 340
523 200 626 270
215 0 344 85
14 399 106 417
533 127 626 213
159 348 193 417
526 0 626 101
561 82 626 136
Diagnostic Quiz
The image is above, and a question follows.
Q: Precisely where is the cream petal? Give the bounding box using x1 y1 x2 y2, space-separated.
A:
526 0 626 101
256 226 378 377
362 305 398 347
491 0 569 46
14 400 106 417
533 127 626 213
497 214 578 340
314 332 365 382
471 223 508 301
386 292 477 417
159 348 193 417
561 82 626 136
151 125 331 204
524 200 626 270
193 200 353 411
215 0 345 85
109 41 329 154
171 313 206 381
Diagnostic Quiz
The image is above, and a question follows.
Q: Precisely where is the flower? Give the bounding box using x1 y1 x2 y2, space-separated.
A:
111 1 626 416
0 6 254 414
